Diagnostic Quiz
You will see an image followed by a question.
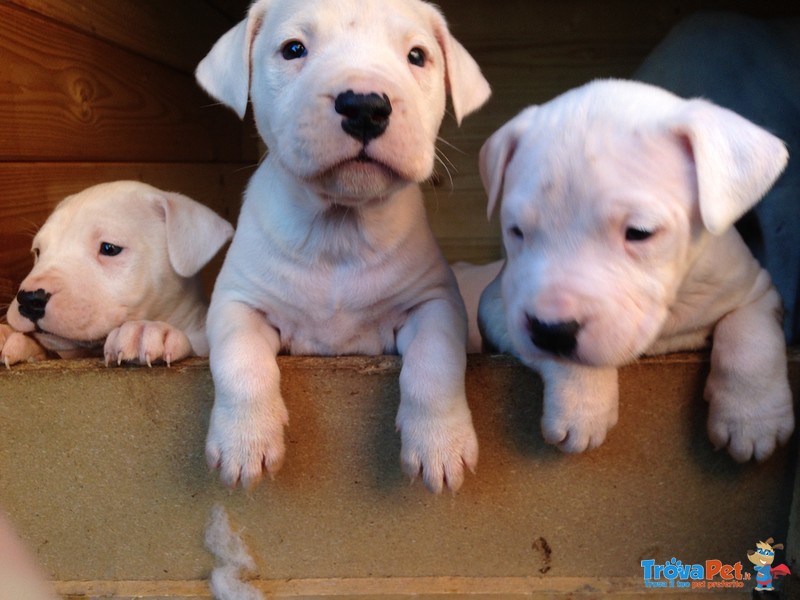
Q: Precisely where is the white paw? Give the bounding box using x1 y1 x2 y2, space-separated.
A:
396 402 478 494
104 320 193 366
541 397 619 453
0 324 47 367
538 363 619 453
206 395 290 489
706 375 795 462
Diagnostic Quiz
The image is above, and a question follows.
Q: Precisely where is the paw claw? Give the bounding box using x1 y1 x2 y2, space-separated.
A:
397 405 478 495
104 321 192 366
707 380 794 463
0 328 48 366
205 393 289 490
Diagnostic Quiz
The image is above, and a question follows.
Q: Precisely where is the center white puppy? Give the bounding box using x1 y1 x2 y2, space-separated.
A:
195 0 491 493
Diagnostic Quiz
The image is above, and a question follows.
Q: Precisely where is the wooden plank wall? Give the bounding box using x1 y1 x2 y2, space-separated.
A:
0 0 255 306
0 0 797 308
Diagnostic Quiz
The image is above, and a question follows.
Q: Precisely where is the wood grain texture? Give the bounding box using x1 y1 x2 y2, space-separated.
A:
0 3 257 162
9 0 234 73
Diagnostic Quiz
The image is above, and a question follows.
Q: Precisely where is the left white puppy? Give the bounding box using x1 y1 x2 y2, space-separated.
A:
0 181 234 367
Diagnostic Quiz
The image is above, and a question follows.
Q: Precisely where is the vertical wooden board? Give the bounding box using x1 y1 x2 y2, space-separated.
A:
9 0 238 73
0 3 256 162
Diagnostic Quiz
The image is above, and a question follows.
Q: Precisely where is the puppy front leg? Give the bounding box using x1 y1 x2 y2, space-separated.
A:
396 298 478 493
706 287 794 462
206 300 288 488
104 320 193 367
536 359 619 453
0 324 47 367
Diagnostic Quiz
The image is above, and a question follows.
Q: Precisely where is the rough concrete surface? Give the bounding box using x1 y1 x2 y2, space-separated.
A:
0 352 797 597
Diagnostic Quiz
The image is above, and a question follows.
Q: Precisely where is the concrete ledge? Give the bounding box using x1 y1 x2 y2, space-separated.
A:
0 353 797 598
50 576 750 598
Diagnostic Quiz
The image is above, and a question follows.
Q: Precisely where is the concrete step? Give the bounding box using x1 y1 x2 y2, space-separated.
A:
0 353 797 598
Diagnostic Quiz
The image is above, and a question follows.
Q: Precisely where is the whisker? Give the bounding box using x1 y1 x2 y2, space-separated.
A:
21 218 41 238
433 152 455 192
435 145 459 175
436 136 466 155
233 143 267 175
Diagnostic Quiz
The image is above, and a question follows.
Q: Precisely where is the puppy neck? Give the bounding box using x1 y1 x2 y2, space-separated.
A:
252 159 424 266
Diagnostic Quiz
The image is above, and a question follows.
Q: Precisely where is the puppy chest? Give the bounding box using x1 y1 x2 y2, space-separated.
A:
269 290 405 356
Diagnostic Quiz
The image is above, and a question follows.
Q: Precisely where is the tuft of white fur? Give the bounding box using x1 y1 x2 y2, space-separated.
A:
205 504 264 600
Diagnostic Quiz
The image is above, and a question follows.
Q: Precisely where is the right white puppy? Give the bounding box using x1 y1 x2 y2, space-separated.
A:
477 79 795 462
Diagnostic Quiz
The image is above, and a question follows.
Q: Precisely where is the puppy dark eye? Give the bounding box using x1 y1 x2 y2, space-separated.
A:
508 225 524 240
99 242 123 257
625 227 654 242
281 40 307 60
32 247 40 260
408 47 426 67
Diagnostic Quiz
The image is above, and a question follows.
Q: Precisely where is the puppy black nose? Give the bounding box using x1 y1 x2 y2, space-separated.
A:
334 90 392 144
527 316 580 357
16 288 51 323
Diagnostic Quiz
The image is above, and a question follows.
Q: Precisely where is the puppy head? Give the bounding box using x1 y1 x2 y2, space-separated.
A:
196 0 490 202
481 79 787 367
7 181 233 352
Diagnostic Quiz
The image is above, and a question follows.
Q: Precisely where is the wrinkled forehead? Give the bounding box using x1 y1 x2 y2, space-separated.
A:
259 0 439 50
35 191 160 244
502 117 692 219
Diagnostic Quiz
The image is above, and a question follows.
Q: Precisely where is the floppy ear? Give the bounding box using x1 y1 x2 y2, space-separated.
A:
195 0 271 119
668 98 788 235
479 107 536 219
157 192 234 278
428 8 491 125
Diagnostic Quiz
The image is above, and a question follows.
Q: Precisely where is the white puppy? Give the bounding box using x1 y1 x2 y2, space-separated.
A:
0 181 233 367
195 0 490 493
475 79 794 462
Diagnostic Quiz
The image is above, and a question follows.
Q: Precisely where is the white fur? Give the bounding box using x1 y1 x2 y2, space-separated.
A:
0 181 233 367
196 0 490 493
205 504 264 600
452 261 503 352
472 79 794 461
